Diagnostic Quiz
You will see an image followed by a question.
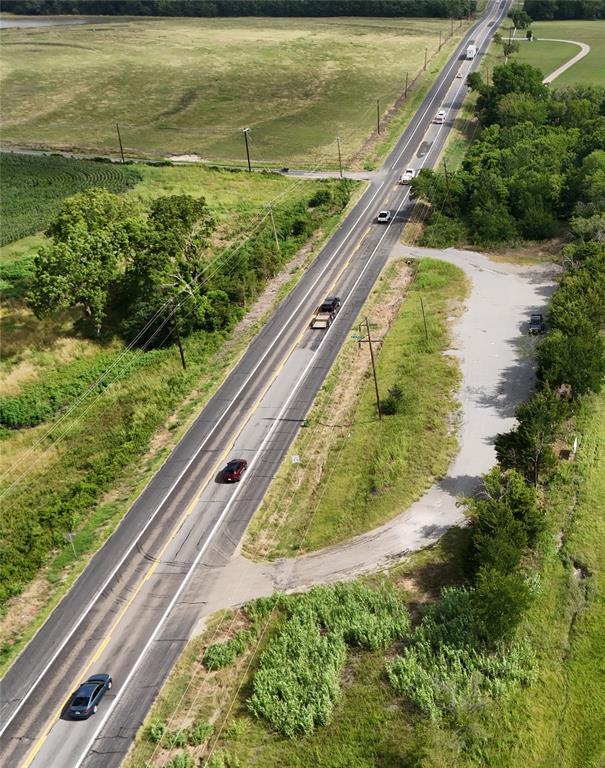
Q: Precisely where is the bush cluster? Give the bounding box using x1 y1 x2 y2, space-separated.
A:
524 0 605 20
148 719 214 749
203 630 250 670
387 587 537 720
413 65 605 246
247 583 409 736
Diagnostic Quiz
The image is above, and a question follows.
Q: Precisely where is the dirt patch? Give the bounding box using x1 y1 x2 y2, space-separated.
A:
484 238 564 265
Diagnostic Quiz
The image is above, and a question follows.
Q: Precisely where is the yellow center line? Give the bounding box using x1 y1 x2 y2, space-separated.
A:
22 225 371 768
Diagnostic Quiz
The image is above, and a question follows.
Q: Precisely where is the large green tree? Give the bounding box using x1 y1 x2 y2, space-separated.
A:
28 188 143 332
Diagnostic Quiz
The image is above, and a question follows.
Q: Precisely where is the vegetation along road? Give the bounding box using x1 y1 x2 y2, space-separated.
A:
0 2 511 767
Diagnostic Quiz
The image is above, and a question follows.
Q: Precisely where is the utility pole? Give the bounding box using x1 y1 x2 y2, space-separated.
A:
450 16 454 36
420 298 429 344
439 30 442 50
376 98 381 134
365 316 382 420
336 135 343 179
424 47 428 70
242 127 251 172
115 122 125 163
268 203 280 255
404 71 409 98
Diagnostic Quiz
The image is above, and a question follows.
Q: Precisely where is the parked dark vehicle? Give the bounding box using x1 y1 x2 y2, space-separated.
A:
223 458 248 482
68 674 112 719
528 313 546 335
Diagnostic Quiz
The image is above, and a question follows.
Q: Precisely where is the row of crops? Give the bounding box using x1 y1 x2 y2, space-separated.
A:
0 152 142 245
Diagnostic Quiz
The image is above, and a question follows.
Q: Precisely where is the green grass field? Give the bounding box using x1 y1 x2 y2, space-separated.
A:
511 20 605 86
0 16 467 164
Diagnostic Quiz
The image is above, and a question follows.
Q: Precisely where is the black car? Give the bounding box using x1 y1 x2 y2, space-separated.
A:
68 674 112 719
528 313 546 335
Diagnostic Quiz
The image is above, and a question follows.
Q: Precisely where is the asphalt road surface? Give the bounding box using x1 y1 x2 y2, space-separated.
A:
0 2 511 766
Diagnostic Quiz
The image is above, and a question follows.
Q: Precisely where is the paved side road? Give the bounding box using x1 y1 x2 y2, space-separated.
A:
200 245 557 614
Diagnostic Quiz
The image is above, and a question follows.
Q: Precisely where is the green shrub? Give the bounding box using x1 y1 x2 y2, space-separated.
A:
148 720 167 743
247 583 410 736
309 188 332 207
387 586 537 719
0 351 150 429
419 213 468 248
188 720 214 746
203 630 250 670
248 617 347 737
165 752 195 768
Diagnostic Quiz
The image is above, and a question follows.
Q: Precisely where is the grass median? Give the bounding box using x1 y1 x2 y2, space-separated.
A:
244 257 468 560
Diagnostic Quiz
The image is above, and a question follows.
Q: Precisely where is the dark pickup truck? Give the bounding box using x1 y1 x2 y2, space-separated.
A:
310 296 341 330
528 313 546 335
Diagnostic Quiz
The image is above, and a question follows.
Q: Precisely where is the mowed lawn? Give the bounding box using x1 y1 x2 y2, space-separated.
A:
0 16 462 163
511 20 605 86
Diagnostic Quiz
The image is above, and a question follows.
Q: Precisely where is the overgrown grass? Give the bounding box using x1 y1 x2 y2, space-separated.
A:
1 17 469 164
0 152 141 243
246 258 467 558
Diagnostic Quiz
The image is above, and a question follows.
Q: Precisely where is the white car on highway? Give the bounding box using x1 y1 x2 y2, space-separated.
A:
399 168 416 184
376 210 392 223
434 109 447 124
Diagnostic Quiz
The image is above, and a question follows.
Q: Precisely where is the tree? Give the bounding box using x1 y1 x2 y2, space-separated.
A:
496 92 548 127
473 567 532 646
28 188 143 332
491 61 548 100
122 195 223 345
495 387 567 484
510 8 532 27
537 326 605 396
503 39 521 58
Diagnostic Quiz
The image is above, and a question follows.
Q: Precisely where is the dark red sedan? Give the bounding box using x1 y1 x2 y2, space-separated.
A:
223 458 248 482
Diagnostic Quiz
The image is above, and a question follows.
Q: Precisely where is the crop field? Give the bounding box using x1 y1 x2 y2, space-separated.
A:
0 16 468 164
0 152 141 244
511 21 605 86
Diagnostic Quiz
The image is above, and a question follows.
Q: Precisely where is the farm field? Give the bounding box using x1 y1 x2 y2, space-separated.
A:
511 20 605 86
0 160 356 670
0 16 468 164
0 152 141 244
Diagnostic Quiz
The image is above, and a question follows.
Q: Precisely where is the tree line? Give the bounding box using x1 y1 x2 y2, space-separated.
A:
28 180 353 349
3 0 476 17
524 0 605 19
411 62 605 246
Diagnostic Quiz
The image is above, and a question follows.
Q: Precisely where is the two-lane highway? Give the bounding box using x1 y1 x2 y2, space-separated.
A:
0 3 511 765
